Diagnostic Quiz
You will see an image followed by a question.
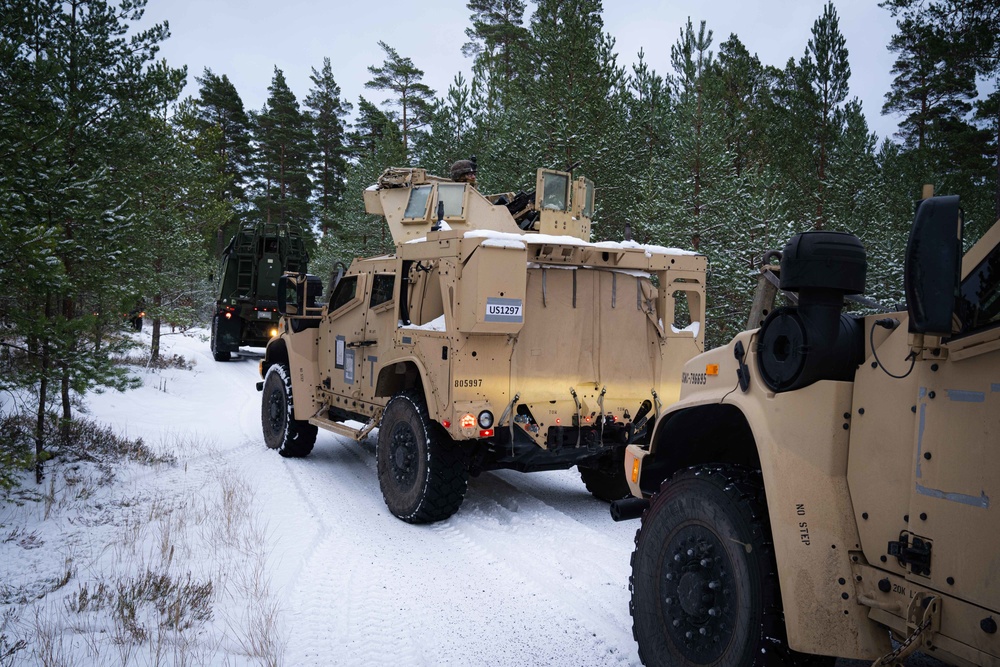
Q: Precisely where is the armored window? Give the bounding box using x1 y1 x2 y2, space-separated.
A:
329 276 358 312
369 274 395 307
541 172 569 211
403 185 433 220
437 183 466 218
956 242 1000 335
582 178 595 218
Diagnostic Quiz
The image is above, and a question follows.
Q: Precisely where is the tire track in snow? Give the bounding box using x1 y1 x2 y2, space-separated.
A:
430 484 639 667
276 436 436 666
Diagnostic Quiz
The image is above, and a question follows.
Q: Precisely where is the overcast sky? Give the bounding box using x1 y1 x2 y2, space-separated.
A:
141 0 902 142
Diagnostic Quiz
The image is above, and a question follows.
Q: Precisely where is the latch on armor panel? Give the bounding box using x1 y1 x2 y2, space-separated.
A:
887 531 932 576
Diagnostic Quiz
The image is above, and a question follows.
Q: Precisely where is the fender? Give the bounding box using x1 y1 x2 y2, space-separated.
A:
267 327 321 421
640 330 890 659
374 354 443 422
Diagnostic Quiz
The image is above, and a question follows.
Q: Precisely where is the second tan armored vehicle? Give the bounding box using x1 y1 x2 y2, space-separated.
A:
258 166 707 523
618 191 1000 666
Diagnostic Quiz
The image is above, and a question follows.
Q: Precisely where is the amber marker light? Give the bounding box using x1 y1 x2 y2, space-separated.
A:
632 458 640 483
270 328 279 338
460 413 476 429
706 364 719 376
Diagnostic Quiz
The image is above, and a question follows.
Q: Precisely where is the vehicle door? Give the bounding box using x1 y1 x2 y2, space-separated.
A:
318 273 368 404
357 272 396 403
905 231 1000 611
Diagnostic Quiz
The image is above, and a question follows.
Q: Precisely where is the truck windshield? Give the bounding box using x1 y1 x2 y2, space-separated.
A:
957 241 1000 334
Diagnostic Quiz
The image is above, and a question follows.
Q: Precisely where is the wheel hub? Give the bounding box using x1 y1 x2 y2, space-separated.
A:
660 525 735 664
389 423 418 487
267 390 284 432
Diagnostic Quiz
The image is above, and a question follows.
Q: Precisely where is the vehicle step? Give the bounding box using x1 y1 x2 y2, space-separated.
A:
309 412 381 441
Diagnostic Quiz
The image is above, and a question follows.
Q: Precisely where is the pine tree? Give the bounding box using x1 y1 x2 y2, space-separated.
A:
462 0 530 112
252 67 315 232
804 2 851 228
882 13 977 151
310 96 404 284
881 0 998 240
305 57 352 234
0 0 185 471
365 41 436 160
620 51 674 244
415 73 477 176
192 68 253 253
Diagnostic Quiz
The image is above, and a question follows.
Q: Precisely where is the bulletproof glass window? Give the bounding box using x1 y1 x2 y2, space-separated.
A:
403 185 433 220
437 183 466 218
369 274 395 307
329 276 358 312
541 172 569 211
582 178 595 218
956 242 1000 335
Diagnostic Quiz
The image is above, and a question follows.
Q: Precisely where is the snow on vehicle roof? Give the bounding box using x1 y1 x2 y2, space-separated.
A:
464 230 696 256
481 238 526 250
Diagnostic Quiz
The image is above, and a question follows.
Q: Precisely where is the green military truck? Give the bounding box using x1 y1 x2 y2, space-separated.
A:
211 222 309 361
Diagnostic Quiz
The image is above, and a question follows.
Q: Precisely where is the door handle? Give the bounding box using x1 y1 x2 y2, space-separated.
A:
346 340 377 348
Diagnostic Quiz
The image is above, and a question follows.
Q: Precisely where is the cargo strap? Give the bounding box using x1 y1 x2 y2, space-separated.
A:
499 392 520 457
569 387 582 448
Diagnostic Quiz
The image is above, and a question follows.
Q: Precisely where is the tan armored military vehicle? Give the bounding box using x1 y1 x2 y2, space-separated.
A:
258 165 707 523
617 191 1000 666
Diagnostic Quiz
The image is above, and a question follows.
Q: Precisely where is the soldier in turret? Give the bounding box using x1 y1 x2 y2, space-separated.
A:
450 157 477 187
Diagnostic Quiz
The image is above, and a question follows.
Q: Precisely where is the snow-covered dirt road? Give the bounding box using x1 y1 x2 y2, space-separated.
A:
2 328 944 667
1 328 643 666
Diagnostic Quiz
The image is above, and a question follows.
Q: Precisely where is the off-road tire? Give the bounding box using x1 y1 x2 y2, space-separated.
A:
210 314 230 362
261 364 317 458
630 464 832 667
579 447 631 502
376 390 468 523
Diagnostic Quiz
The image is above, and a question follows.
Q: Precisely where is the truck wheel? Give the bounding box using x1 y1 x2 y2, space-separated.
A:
376 391 468 523
579 447 631 502
261 364 317 458
211 315 230 362
630 465 827 667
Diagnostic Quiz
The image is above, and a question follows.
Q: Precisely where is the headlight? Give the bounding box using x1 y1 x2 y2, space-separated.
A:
478 410 494 429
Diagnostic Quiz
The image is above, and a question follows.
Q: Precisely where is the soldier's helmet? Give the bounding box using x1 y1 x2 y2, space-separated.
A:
450 159 477 182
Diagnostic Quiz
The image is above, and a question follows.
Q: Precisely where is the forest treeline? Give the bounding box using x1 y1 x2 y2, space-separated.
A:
1 0 999 471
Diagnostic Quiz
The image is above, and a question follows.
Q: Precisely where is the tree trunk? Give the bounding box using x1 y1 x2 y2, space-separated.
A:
151 293 162 362
35 296 52 484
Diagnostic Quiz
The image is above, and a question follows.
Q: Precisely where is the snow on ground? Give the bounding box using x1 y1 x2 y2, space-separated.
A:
1 327 642 666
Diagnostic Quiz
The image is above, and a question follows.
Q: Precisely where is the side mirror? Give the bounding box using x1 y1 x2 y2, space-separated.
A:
904 195 962 335
277 275 298 316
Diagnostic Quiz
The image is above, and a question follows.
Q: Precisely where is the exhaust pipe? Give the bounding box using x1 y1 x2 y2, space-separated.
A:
610 497 649 522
